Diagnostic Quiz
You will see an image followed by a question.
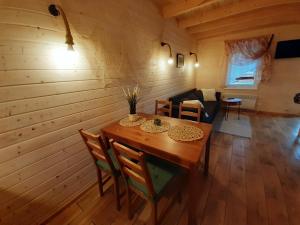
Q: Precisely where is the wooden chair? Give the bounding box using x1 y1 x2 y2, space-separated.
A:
111 141 184 225
179 102 201 122
155 100 172 117
79 129 121 210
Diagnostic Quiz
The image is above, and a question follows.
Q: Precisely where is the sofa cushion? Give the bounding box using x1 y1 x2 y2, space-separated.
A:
202 101 221 123
169 89 197 105
201 89 217 101
215 92 221 101
194 90 204 102
183 100 204 109
186 92 199 101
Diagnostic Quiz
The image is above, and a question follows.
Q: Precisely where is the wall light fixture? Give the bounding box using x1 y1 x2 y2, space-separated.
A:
190 52 199 68
161 42 173 65
48 4 74 51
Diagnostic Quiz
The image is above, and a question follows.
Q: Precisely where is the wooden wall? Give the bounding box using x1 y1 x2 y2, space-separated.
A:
0 0 195 224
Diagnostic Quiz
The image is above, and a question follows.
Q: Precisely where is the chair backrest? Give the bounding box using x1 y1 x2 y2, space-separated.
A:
155 100 172 117
112 141 155 198
179 102 201 122
79 129 117 173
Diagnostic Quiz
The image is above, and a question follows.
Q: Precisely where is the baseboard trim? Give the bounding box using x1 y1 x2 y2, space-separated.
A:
255 110 300 117
221 107 299 117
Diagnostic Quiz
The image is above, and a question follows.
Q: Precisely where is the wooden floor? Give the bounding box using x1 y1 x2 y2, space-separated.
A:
43 113 300 225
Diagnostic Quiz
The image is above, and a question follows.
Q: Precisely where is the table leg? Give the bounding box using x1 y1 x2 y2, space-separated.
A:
225 104 229 120
104 136 110 149
187 166 198 225
204 134 211 176
238 103 241 120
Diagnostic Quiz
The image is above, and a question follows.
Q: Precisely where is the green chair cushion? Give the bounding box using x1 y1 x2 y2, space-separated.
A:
128 157 182 201
96 148 119 172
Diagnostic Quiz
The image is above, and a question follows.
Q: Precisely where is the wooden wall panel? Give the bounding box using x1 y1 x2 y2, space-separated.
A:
0 0 195 224
0 87 120 118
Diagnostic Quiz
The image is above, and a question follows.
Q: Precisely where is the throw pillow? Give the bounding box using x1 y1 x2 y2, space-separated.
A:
183 100 204 109
186 93 199 100
201 89 216 101
194 90 204 102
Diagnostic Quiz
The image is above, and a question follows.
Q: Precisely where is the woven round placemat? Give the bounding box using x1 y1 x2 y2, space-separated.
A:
140 120 170 133
168 125 204 142
119 116 146 127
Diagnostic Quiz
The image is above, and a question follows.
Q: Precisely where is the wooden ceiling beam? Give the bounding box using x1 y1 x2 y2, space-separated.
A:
178 0 300 28
188 4 300 34
192 13 300 40
162 0 218 18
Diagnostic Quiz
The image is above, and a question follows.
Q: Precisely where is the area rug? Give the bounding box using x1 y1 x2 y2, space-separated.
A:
214 112 252 138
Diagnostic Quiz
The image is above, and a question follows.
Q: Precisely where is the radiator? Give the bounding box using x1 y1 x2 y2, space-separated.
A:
223 93 257 110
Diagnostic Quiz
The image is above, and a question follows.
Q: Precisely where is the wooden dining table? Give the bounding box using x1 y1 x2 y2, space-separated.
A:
101 113 213 225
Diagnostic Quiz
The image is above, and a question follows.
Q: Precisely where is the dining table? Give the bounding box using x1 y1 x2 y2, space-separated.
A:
101 113 213 225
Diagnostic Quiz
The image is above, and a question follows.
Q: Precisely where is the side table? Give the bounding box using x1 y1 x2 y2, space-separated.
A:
222 98 242 120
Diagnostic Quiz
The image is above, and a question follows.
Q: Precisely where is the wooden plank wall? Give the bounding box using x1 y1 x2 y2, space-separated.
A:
0 0 196 224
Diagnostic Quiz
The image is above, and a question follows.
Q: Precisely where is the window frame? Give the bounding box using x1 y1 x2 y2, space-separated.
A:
225 55 262 90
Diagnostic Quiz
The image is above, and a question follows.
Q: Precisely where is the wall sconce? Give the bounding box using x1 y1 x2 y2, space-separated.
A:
161 42 173 65
190 52 199 68
48 4 74 51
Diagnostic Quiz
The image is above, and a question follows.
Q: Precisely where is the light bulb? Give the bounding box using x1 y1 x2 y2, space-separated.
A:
195 62 199 68
167 58 174 65
51 46 79 69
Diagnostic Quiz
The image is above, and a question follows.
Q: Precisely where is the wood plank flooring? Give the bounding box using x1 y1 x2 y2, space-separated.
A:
43 113 300 225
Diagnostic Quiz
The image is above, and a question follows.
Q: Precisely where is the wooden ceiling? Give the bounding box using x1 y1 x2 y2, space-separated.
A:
152 0 300 40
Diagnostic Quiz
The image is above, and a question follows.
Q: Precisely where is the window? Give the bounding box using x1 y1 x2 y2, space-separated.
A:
226 54 261 88
225 35 273 86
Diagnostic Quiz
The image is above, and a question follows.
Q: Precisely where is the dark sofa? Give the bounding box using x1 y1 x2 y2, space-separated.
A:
168 89 221 123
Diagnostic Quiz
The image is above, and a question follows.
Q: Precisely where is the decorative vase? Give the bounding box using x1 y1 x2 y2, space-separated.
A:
128 102 138 122
128 113 139 122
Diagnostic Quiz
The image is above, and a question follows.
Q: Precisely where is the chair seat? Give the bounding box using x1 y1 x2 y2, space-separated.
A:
128 156 182 201
96 148 119 172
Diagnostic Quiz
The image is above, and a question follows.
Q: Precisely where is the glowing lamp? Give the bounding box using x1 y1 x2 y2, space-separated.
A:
161 42 173 65
167 58 174 65
190 52 199 68
48 4 75 51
